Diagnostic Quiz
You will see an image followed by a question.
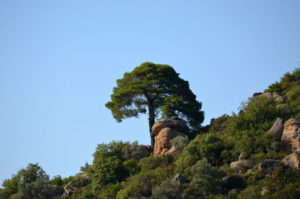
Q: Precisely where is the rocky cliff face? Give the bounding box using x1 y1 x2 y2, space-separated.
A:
281 118 300 153
151 118 189 156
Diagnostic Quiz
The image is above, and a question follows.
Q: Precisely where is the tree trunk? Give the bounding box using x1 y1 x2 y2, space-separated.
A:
149 118 155 149
148 99 155 149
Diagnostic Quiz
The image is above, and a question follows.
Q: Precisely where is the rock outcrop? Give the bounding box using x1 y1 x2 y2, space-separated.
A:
282 152 300 169
152 118 189 156
260 92 284 102
174 174 190 186
268 118 284 138
259 159 282 171
61 173 90 197
230 159 253 169
281 118 300 153
252 92 263 97
230 153 256 170
261 187 268 196
62 185 75 197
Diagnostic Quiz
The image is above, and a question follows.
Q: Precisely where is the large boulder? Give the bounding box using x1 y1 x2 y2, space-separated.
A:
268 118 284 138
152 118 189 156
230 159 254 169
282 152 300 169
259 159 282 171
230 153 256 170
152 118 189 136
281 118 300 153
154 127 187 156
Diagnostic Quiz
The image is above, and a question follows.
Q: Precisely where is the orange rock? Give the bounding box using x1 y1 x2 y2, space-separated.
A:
282 152 300 169
152 118 188 156
281 118 300 153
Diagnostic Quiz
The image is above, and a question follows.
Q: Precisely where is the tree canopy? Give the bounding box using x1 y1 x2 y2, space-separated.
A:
105 62 204 146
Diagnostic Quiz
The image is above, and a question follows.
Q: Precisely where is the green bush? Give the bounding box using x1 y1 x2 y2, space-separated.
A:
91 155 128 192
152 179 181 199
90 141 149 193
116 171 155 199
176 133 225 176
170 136 189 152
265 68 300 94
139 155 174 171
209 114 230 134
225 175 246 191
50 175 63 187
99 183 122 199
123 159 140 175
286 86 300 107
182 159 224 199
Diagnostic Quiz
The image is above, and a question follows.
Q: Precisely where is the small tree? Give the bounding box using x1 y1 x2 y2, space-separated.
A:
106 62 204 147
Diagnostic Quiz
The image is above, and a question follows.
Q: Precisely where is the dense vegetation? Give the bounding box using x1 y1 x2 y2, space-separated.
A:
1 68 300 199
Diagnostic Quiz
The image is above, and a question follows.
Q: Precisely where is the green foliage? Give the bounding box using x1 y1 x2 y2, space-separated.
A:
0 163 60 199
50 175 63 187
90 141 149 193
116 171 155 199
91 150 128 192
176 134 226 176
224 175 246 191
152 179 181 199
139 154 174 171
17 163 48 184
69 184 93 199
99 183 122 199
170 136 189 152
67 175 90 189
123 159 140 176
264 183 300 199
182 159 224 199
15 177 52 199
233 96 278 131
3 67 300 199
224 94 297 157
265 68 300 94
106 62 204 146
1 163 51 199
286 86 300 107
209 114 230 133
1 174 20 199
260 167 300 198
237 185 260 199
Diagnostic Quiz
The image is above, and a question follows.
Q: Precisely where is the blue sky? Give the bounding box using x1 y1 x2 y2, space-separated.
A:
0 0 299 184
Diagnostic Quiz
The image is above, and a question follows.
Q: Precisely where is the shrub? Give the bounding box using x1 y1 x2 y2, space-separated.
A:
91 155 128 192
116 171 155 199
182 159 224 198
99 183 122 199
209 114 230 134
152 179 181 199
123 159 140 175
286 86 300 107
176 133 225 176
50 175 63 187
170 136 189 152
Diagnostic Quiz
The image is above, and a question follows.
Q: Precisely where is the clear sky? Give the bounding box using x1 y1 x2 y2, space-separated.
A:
0 0 300 185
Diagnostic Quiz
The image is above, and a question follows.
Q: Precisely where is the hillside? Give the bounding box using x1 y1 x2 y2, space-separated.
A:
1 68 300 199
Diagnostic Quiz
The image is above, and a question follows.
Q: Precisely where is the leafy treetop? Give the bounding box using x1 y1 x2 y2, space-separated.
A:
106 62 204 146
